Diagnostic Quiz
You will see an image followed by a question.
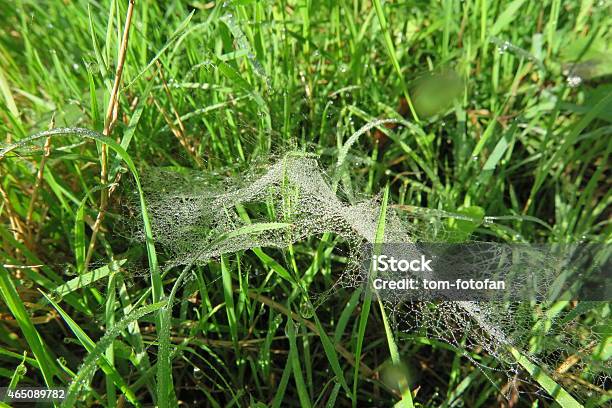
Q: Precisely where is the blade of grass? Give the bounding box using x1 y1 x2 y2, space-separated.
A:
352 184 412 407
371 0 419 122
4 352 27 399
220 254 239 351
0 65 20 120
0 265 59 387
286 319 312 408
325 382 342 408
61 300 167 408
508 346 583 408
373 185 414 408
490 0 527 36
104 271 117 407
52 260 126 298
40 291 141 407
74 195 87 274
311 312 352 397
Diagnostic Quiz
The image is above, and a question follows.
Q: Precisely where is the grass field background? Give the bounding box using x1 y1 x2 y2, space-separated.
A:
0 0 610 406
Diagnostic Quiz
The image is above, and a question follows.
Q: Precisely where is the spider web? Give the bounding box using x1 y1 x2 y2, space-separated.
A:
134 151 611 404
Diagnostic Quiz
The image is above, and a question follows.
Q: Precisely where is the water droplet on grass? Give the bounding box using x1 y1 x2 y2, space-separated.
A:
299 298 314 318
15 364 27 376
193 366 204 379
497 42 510 54
566 74 582 88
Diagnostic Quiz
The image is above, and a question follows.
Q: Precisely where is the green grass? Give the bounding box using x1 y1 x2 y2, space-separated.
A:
1 0 611 407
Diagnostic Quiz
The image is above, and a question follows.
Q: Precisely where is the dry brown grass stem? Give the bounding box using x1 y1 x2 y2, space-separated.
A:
85 0 136 269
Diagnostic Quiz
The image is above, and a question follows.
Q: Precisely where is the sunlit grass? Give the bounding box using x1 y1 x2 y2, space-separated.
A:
0 0 610 406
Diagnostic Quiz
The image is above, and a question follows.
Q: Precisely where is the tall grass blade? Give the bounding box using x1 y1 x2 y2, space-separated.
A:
61 301 166 407
0 265 59 387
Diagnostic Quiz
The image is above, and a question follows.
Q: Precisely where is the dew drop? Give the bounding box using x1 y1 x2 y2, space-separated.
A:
299 300 314 319
274 314 283 326
16 364 27 376
193 366 204 379
566 74 582 88
497 41 510 54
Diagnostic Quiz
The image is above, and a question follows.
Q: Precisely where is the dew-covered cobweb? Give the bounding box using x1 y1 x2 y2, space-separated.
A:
131 151 610 404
